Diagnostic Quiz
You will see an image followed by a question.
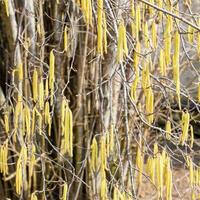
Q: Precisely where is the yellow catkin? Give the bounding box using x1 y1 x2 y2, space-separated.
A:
100 136 107 170
197 82 200 103
91 137 98 171
151 21 157 48
18 62 23 81
45 78 49 99
29 144 36 178
131 0 135 37
16 146 27 195
149 0 154 17
39 80 44 110
165 120 171 140
44 101 49 124
24 105 31 138
136 141 143 187
4 112 9 134
144 21 149 48
131 42 140 100
159 49 166 76
173 30 181 109
4 0 9 16
157 0 163 22
154 142 158 156
97 0 103 55
190 125 194 148
189 158 194 186
103 11 107 54
164 16 172 66
32 69 38 102
85 0 92 25
180 111 190 145
0 140 8 175
49 50 55 105
146 87 154 124
109 124 114 154
146 156 155 184
31 107 36 135
62 183 68 200
156 153 163 198
142 61 150 96
100 169 107 200
64 26 68 52
64 103 73 156
31 193 38 200
198 20 200 58
117 20 128 62
134 3 141 41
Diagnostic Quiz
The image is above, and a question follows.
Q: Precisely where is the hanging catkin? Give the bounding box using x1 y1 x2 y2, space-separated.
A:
62 183 68 200
49 50 55 105
91 137 98 171
173 30 181 109
63 26 68 52
97 0 103 55
4 0 9 16
165 120 171 140
32 69 38 102
180 111 190 145
117 20 128 62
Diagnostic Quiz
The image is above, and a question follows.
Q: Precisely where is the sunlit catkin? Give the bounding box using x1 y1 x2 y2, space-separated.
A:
24 105 31 138
173 30 181 109
64 26 68 52
156 153 163 198
198 82 200 103
16 146 27 195
146 87 154 124
117 20 128 62
62 183 68 200
4 112 9 134
63 103 73 157
103 11 107 54
134 3 141 41
146 156 155 184
97 0 103 55
144 22 149 48
151 21 157 48
32 69 38 102
198 20 200 58
0 140 8 175
91 137 98 171
159 49 166 76
100 169 107 200
180 111 190 145
190 125 194 148
100 136 107 170
157 0 163 22
136 142 143 187
109 124 114 154
164 16 172 66
189 158 194 186
165 120 171 140
31 193 38 200
49 50 55 105
131 42 140 100
39 80 44 110
18 62 23 81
